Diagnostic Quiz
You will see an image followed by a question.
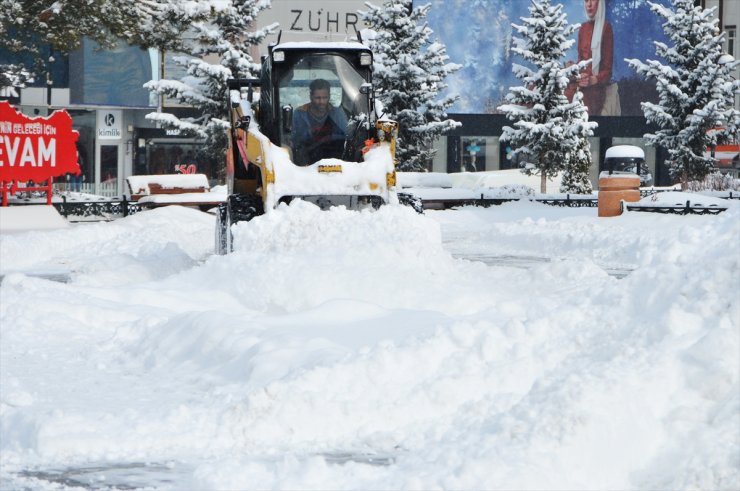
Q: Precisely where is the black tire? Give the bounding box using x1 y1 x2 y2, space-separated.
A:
215 194 265 254
398 192 424 214
215 202 229 255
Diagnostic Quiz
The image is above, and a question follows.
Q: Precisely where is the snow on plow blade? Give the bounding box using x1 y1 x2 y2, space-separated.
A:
238 122 397 211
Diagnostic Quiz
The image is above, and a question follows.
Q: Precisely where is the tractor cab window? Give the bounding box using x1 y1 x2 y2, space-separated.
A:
279 53 369 166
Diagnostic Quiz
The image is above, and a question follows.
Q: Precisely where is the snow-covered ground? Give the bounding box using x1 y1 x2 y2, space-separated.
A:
1 199 738 490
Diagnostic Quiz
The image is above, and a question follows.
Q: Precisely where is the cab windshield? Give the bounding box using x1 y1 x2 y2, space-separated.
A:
279 53 369 166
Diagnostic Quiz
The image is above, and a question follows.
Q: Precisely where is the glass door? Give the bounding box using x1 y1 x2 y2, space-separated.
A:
99 145 120 197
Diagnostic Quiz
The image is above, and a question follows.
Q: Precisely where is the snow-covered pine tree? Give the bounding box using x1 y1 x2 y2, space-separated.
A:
145 0 277 177
361 0 460 172
626 0 740 190
498 0 596 194
0 64 31 94
560 90 594 194
0 0 213 85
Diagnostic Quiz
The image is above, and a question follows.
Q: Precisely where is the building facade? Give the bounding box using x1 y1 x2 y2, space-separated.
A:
2 38 215 197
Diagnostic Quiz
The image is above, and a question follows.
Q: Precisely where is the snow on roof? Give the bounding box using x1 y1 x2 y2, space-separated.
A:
605 145 645 159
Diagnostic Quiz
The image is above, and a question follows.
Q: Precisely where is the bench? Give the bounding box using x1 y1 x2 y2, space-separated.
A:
127 174 210 201
126 174 225 211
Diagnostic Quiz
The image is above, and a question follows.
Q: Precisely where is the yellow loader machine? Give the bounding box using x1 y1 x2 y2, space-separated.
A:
216 41 418 254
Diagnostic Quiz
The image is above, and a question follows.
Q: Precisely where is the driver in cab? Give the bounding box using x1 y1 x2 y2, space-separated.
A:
292 78 348 165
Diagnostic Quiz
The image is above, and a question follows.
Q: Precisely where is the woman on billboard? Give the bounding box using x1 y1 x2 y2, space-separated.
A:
567 0 620 116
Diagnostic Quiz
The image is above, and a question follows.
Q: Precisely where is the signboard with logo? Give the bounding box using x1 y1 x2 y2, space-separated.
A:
257 0 368 43
97 109 122 140
0 101 80 204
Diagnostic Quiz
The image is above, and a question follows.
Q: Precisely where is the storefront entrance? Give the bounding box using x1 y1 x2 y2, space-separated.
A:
98 144 122 197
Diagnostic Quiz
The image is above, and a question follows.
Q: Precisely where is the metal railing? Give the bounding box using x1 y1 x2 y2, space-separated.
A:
624 200 729 215
52 181 119 198
421 190 737 211
421 194 598 209
53 196 140 220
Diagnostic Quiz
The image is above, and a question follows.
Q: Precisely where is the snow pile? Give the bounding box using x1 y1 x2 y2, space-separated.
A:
0 205 69 234
246 126 395 210
198 200 488 313
1 203 738 490
0 206 214 283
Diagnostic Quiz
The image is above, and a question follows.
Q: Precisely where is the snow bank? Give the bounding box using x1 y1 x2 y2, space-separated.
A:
189 200 492 314
0 205 69 234
0 206 214 283
1 202 738 490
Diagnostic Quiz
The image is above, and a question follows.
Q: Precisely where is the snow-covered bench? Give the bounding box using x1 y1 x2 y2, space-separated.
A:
127 174 209 200
127 174 225 211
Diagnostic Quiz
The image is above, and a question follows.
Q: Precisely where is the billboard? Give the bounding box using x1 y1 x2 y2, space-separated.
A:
0 101 80 182
69 39 158 107
426 0 671 116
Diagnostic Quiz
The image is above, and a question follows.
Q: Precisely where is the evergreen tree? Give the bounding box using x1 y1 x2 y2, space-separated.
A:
626 0 740 190
560 90 594 194
0 64 30 93
145 0 277 176
498 0 596 193
0 0 213 84
361 0 460 172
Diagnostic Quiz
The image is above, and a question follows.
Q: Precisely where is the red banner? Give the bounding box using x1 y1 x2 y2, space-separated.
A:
0 101 80 182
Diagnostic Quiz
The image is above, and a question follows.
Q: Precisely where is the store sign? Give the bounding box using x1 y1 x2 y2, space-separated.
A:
0 101 80 181
287 8 360 33
175 164 197 174
257 1 368 43
97 109 122 140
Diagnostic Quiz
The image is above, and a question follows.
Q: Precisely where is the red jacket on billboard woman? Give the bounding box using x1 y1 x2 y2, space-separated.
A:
566 0 614 116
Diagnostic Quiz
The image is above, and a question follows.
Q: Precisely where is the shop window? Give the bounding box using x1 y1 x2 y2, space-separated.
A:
135 139 219 184
100 145 119 196
727 26 736 57
500 143 531 170
460 138 485 172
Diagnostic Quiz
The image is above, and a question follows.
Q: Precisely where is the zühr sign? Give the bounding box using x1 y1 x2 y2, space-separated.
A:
257 0 368 43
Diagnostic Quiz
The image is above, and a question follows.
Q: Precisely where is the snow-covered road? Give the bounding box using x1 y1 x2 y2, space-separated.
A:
1 201 738 490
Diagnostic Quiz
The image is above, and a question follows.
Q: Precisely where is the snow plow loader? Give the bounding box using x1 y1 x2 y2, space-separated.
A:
216 41 410 254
